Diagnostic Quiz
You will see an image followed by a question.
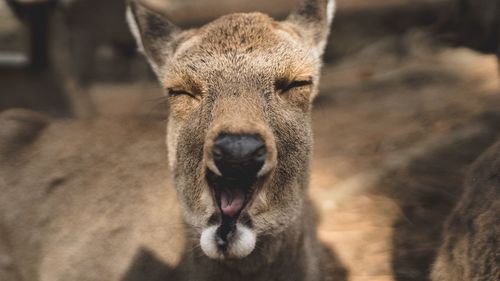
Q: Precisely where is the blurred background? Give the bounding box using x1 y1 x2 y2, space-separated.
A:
0 0 499 281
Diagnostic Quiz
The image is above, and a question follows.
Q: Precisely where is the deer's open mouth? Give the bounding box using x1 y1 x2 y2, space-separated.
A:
205 168 262 248
217 186 246 217
206 170 259 221
204 133 268 250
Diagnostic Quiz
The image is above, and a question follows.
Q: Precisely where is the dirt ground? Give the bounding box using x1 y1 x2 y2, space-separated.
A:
1 1 499 281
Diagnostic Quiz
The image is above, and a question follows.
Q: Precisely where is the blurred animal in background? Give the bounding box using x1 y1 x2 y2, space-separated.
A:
431 140 500 281
0 0 347 280
5 0 137 117
50 0 139 117
5 0 56 70
1 0 77 117
430 1 500 280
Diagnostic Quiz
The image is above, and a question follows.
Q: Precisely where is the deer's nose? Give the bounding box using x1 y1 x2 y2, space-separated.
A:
212 134 266 178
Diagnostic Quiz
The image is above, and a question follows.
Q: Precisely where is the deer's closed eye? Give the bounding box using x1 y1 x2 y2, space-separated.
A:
167 88 199 100
275 79 313 93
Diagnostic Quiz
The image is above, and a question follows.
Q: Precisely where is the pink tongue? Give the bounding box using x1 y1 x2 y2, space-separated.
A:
220 189 245 217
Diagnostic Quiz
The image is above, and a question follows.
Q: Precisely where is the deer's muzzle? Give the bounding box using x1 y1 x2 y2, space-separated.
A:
211 133 266 218
204 126 276 252
206 132 271 218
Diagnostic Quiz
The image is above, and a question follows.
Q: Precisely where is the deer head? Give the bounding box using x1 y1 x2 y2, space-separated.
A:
127 0 335 260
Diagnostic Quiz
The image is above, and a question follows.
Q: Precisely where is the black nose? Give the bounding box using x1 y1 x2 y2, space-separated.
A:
213 134 266 178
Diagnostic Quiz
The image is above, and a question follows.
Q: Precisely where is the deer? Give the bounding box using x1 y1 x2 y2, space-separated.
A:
431 140 500 281
430 1 500 279
0 0 346 280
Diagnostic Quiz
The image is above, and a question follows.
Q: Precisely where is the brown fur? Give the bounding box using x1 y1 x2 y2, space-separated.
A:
0 109 185 281
0 0 345 280
431 141 500 281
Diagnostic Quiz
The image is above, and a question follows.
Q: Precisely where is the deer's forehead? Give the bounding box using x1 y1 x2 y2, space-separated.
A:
198 12 282 49
165 20 316 87
165 50 315 89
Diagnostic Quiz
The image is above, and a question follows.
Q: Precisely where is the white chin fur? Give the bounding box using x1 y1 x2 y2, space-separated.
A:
200 224 256 260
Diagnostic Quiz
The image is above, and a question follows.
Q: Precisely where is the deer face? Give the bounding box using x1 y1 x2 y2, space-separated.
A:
128 0 334 260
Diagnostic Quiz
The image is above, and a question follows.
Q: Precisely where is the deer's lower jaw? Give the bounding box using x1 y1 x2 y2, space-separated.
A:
202 169 262 260
200 224 257 260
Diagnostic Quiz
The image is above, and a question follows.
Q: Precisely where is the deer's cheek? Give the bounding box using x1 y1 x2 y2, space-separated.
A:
169 96 201 120
278 90 312 112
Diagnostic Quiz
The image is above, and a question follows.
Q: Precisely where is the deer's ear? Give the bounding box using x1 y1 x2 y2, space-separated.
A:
126 0 181 72
286 0 335 56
